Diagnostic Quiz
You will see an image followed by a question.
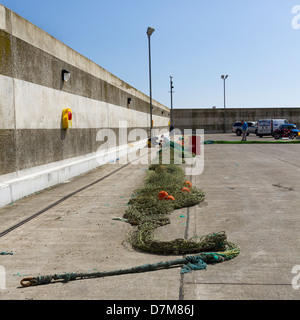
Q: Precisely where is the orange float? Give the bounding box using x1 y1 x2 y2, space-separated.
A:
158 191 168 200
165 195 175 200
184 181 192 188
155 165 166 173
181 187 191 193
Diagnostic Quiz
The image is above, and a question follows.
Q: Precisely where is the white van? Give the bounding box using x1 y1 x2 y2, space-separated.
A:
257 119 289 137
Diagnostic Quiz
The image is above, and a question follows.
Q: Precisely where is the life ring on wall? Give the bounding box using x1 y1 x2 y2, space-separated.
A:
62 108 73 129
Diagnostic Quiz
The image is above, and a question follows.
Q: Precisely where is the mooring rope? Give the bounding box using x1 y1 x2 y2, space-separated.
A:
0 252 13 255
20 240 239 287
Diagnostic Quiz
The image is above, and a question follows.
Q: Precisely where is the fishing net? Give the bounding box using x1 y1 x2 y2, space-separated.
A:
155 142 196 165
20 140 240 287
123 153 239 260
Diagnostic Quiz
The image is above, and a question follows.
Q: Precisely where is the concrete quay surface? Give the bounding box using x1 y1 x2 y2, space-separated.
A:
0 133 299 300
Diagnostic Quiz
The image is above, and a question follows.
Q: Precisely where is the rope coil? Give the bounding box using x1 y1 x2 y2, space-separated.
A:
20 242 239 287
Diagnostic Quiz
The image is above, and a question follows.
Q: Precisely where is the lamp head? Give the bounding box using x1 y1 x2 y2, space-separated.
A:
62 69 71 82
147 27 155 37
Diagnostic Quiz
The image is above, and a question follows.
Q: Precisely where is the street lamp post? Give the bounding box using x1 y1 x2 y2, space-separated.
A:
221 75 228 133
147 27 155 137
170 76 174 129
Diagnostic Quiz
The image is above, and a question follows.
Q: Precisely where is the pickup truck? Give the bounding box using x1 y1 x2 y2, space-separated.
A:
232 121 257 136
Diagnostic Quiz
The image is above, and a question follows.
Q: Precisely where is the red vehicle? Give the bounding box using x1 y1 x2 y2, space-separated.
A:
273 124 299 140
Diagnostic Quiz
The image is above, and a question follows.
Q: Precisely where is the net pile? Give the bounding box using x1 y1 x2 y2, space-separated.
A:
123 160 239 260
20 142 240 287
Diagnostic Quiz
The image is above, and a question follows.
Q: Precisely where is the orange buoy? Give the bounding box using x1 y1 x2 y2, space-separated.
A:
184 181 192 188
158 191 168 200
165 195 175 200
155 165 166 173
181 187 191 193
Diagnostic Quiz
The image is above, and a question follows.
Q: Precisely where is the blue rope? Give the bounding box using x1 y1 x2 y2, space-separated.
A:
180 256 207 274
21 246 240 287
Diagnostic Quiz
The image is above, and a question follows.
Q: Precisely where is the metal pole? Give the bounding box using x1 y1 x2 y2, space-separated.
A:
170 76 173 128
148 34 153 136
223 78 226 133
221 75 228 133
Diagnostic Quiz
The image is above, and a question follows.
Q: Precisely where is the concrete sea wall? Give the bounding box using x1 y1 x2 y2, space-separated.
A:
0 4 170 207
173 107 300 133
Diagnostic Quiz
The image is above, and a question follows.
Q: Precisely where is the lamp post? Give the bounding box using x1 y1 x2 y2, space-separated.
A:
221 75 228 133
147 27 155 137
170 76 174 129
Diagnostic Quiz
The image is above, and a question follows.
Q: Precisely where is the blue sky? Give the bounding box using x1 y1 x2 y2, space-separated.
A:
1 0 300 109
